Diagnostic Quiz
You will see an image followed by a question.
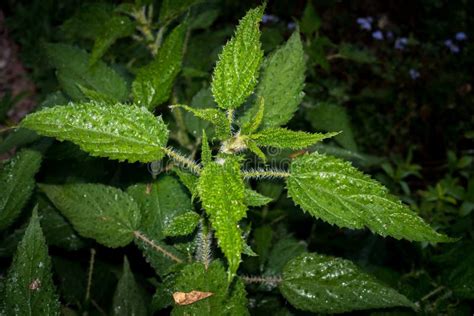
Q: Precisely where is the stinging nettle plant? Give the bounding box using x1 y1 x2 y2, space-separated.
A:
1 3 455 315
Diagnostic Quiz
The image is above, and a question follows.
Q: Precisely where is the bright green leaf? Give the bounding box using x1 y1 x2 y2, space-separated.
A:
171 262 248 315
127 176 193 240
250 128 337 149
244 188 273 207
4 210 60 316
211 6 264 109
287 153 454 242
173 104 230 140
164 212 200 237
0 149 42 230
198 156 247 278
133 22 187 109
44 43 128 101
90 15 135 65
39 183 141 248
241 31 305 128
241 96 264 135
201 130 212 165
112 257 147 316
21 101 169 163
174 168 199 197
184 88 217 138
280 253 414 313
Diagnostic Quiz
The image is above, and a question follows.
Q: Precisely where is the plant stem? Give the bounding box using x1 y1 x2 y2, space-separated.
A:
163 147 201 174
84 248 96 304
241 275 282 286
242 169 291 180
133 231 183 263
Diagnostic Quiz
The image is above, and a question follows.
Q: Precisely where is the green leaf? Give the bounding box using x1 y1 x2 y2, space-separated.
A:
60 3 114 40
267 237 306 274
134 234 186 277
112 257 147 316
307 102 358 151
39 198 86 251
171 262 248 315
39 183 141 248
241 31 305 128
201 130 212 165
244 188 273 207
211 6 264 109
4 210 60 315
133 22 187 109
90 15 135 65
163 211 200 237
184 88 217 138
127 176 193 240
241 96 264 135
159 0 202 23
198 156 247 278
287 153 454 242
300 2 321 35
44 43 128 101
174 168 199 197
21 101 169 163
280 253 414 313
0 149 42 230
250 128 337 149
173 104 230 140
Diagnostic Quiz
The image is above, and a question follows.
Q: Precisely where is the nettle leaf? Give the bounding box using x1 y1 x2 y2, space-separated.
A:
4 210 60 315
171 262 248 315
280 253 414 313
211 6 264 109
307 102 358 151
184 88 217 138
133 22 187 109
112 257 147 316
39 183 141 248
90 15 135 65
250 128 338 149
163 212 200 237
241 96 264 135
44 43 128 101
21 101 169 163
267 237 307 274
198 156 247 277
127 176 193 240
173 104 230 140
287 153 453 242
0 149 42 230
241 31 305 129
244 188 273 207
39 198 86 251
174 168 199 197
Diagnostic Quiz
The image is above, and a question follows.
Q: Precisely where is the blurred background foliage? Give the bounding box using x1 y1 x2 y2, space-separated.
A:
1 0 473 314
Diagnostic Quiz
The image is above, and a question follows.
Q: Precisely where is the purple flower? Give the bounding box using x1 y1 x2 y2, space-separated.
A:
445 39 460 53
386 31 394 40
409 68 420 80
262 14 279 24
287 22 296 30
455 32 467 41
394 37 408 50
357 17 373 31
372 30 384 40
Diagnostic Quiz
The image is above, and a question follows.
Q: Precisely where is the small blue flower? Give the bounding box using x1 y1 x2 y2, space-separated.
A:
455 32 467 41
409 68 420 80
372 30 384 40
287 22 296 30
357 17 373 31
394 37 408 50
262 14 279 24
445 39 460 53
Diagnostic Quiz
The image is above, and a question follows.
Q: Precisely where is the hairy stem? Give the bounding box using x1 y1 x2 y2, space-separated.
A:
241 275 282 286
242 169 291 180
195 219 213 269
163 147 202 174
84 248 96 304
133 231 183 263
